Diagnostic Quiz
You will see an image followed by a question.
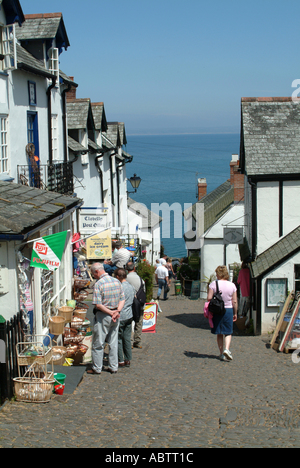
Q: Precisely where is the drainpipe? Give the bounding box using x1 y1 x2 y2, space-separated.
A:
46 77 57 165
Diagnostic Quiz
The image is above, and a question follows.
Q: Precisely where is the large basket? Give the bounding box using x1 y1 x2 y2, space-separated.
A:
52 346 67 366
49 316 65 335
17 340 53 367
13 377 55 403
58 306 74 323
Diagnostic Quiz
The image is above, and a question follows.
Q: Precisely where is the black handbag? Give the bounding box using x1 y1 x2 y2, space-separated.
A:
208 280 226 316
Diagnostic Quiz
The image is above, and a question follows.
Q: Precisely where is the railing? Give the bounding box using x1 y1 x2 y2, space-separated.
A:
17 162 74 196
0 313 24 404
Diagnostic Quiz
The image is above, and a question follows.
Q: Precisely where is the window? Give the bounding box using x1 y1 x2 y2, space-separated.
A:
1 24 17 71
48 47 59 81
295 265 300 294
0 117 8 173
51 114 58 161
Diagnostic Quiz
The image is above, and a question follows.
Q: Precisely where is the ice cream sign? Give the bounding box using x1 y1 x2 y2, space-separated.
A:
79 208 108 234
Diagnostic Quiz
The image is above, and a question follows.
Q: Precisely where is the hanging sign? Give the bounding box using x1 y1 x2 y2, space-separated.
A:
30 231 68 271
142 303 158 334
224 228 244 245
86 229 112 260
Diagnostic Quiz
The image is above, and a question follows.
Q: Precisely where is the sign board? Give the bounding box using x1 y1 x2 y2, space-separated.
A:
190 281 201 300
79 208 108 235
224 228 244 245
0 265 9 294
86 229 112 260
142 303 158 334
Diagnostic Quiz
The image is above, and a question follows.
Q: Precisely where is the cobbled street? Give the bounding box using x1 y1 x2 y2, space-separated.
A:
1 284 300 449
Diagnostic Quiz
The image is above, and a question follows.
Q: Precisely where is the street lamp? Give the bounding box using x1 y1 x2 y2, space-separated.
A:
128 174 142 194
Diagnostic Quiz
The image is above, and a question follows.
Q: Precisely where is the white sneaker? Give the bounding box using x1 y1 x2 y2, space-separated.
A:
220 354 229 362
223 349 233 361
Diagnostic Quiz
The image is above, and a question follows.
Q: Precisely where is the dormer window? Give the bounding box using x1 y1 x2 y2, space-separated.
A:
0 24 17 71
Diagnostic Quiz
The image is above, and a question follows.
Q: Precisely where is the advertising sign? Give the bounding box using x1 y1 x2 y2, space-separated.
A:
86 229 112 260
30 231 68 271
142 303 158 334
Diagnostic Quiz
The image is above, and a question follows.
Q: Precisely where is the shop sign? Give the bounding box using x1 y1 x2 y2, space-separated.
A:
0 265 9 294
224 228 244 245
86 229 112 260
79 208 108 234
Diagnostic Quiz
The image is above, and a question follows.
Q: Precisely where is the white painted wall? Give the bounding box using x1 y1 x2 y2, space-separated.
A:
260 252 300 334
200 204 244 298
0 241 18 321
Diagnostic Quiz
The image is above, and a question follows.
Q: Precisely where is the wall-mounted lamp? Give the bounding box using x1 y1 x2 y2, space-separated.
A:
128 174 142 194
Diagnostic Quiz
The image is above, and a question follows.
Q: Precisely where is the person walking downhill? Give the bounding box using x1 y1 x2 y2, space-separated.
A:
87 263 125 375
207 265 238 362
126 261 146 349
155 259 170 301
114 268 135 368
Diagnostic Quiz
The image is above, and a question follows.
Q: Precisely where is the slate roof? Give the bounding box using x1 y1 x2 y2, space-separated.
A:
67 99 95 130
91 103 107 133
0 181 82 237
251 225 300 278
128 198 162 228
16 13 70 49
68 136 87 154
240 97 300 177
183 180 234 234
104 123 121 147
16 43 56 79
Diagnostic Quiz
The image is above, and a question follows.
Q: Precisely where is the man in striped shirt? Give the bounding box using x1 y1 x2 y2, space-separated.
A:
87 262 125 375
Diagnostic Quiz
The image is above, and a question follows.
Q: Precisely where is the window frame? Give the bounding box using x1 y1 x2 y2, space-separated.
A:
0 116 8 174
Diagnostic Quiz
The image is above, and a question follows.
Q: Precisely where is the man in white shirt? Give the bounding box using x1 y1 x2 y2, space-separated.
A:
155 259 170 301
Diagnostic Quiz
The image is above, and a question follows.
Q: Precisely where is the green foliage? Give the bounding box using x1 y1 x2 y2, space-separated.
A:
177 262 199 282
136 261 156 302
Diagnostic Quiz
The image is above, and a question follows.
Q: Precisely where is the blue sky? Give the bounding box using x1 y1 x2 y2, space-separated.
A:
21 0 300 135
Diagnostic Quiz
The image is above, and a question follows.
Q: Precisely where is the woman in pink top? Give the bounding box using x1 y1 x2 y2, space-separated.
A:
207 265 238 362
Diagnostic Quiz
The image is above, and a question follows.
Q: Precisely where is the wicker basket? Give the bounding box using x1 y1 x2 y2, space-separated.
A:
49 316 65 335
52 346 67 366
71 316 84 329
63 327 86 345
74 309 87 321
74 278 90 290
58 306 74 323
13 377 55 403
74 291 88 301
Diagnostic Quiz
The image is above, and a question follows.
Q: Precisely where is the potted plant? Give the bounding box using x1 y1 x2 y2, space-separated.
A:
136 261 156 303
177 260 199 296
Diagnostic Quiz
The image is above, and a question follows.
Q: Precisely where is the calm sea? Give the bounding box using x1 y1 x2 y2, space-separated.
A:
126 134 240 259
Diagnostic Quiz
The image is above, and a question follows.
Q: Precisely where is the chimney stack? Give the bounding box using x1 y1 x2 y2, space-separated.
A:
198 178 207 201
230 154 244 203
66 77 77 102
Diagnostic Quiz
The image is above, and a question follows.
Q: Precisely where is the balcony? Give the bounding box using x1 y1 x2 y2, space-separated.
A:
17 162 74 196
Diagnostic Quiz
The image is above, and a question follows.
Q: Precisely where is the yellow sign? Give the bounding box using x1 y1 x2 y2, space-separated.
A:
86 229 112 260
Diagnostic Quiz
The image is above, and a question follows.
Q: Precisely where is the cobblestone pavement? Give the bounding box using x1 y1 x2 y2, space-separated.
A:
1 284 300 449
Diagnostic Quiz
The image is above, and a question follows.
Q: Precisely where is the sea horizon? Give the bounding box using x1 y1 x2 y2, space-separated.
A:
126 133 240 258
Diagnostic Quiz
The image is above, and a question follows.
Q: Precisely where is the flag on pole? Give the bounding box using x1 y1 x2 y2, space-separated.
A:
30 231 68 271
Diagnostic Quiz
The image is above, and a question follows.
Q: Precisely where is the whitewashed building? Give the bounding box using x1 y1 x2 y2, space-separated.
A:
127 197 162 264
183 156 245 297
240 97 300 334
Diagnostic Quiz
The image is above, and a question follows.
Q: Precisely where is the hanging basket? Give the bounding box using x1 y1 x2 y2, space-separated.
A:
49 316 65 335
58 306 74 323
